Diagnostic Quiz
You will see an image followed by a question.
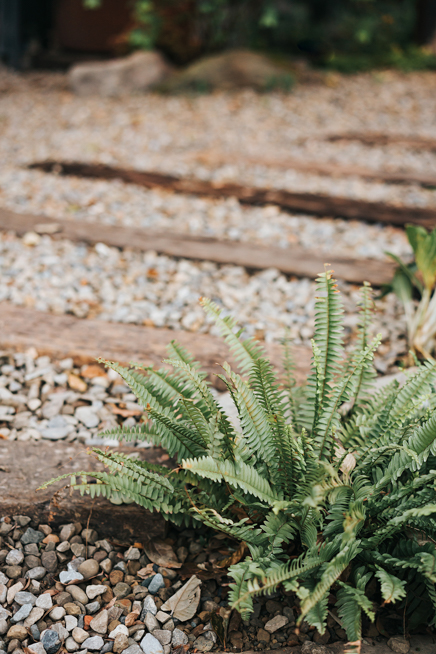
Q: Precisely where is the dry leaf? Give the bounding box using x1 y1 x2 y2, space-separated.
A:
110 404 143 418
125 610 140 627
217 542 247 568
160 575 202 621
144 539 182 569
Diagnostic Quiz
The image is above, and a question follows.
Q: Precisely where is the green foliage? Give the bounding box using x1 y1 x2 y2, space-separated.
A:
41 270 436 642
384 225 436 359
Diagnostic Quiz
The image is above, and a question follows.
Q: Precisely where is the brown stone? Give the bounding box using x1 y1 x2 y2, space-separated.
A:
257 629 270 644
110 570 124 585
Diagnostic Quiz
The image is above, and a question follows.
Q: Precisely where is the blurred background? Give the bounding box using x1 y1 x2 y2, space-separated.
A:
1 0 436 72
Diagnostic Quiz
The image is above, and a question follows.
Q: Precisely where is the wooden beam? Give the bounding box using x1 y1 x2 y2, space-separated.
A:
0 441 166 541
0 302 312 386
29 161 436 229
190 150 436 188
326 131 436 152
0 207 395 285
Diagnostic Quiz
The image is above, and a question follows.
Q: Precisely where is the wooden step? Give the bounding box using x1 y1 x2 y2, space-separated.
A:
29 160 436 229
0 206 395 286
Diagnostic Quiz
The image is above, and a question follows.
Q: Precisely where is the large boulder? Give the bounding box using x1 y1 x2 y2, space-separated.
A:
68 51 171 97
163 49 295 93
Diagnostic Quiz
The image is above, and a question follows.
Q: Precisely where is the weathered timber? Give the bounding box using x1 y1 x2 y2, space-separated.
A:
0 441 166 540
29 160 436 229
327 131 436 152
0 207 395 285
191 149 436 188
0 303 311 385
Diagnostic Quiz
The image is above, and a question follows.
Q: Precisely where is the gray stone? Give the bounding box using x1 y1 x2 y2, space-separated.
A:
90 609 108 634
139 634 163 654
41 415 72 440
124 547 140 561
28 644 46 654
101 643 114 654
60 524 76 542
6 550 24 566
68 51 170 98
264 614 289 633
140 596 157 619
86 584 106 600
283 606 295 624
109 625 129 639
36 594 53 610
65 637 79 653
144 613 159 633
85 601 100 614
67 557 85 572
0 574 8 586
171 630 188 647
148 575 164 596
0 621 7 636
42 630 61 654
26 566 46 580
114 634 129 654
30 624 40 641
82 636 104 650
41 551 58 573
51 623 69 642
77 559 99 579
21 528 44 544
11 603 32 623
14 591 37 606
151 631 171 647
192 636 213 653
123 647 142 654
70 544 86 559
65 615 78 631
81 529 98 545
113 583 130 599
388 637 410 654
0 585 6 604
59 570 84 585
75 407 99 428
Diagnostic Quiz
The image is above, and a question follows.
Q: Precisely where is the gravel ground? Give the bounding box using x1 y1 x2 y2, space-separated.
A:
0 67 432 381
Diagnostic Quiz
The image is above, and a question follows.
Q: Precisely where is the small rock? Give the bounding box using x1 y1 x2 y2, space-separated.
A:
301 643 330 654
26 566 46 580
193 635 214 652
41 630 61 654
140 633 164 654
59 571 83 585
14 591 36 606
152 631 171 647
86 584 106 600
171 630 188 647
82 636 104 651
21 528 44 545
264 614 289 633
0 585 6 604
155 611 170 625
123 647 142 654
283 606 295 624
109 625 129 639
85 601 101 614
41 551 58 573
4 566 22 580
257 628 270 643
49 606 66 621
65 615 78 632
113 583 130 599
81 529 98 544
114 634 129 654
387 637 410 654
140 596 157 619
24 607 44 628
6 550 24 566
11 603 32 623
64 602 81 617
36 594 53 610
71 628 88 645
7 625 28 641
51 622 69 642
90 609 108 634
144 613 159 633
124 548 140 561
148 575 164 596
77 559 99 579
65 637 79 653
75 407 99 428
28 644 46 654
0 620 7 636
67 586 88 605
7 582 24 604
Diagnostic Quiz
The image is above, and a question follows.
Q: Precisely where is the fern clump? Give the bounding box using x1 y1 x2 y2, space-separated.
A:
41 270 436 644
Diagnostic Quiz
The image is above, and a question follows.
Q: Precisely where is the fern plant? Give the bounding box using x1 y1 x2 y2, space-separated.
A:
41 270 436 647
385 224 436 360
